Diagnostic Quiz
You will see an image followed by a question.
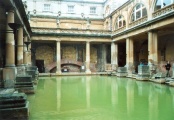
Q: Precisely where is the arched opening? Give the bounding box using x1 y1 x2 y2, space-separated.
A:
131 3 147 22
115 15 126 30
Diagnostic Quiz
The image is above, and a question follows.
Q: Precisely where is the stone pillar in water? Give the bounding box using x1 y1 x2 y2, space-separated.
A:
111 42 118 71
126 38 134 77
148 31 158 76
56 40 61 74
86 41 91 74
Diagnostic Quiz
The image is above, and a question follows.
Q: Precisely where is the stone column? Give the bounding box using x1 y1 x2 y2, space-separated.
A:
126 38 134 76
86 41 91 74
148 31 158 64
23 36 28 65
5 9 15 67
111 42 118 70
56 40 61 74
17 27 24 66
126 38 134 65
3 9 16 88
27 43 31 65
16 27 25 75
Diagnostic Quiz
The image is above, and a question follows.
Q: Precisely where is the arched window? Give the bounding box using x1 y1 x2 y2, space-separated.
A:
131 3 147 22
155 0 174 11
115 15 126 29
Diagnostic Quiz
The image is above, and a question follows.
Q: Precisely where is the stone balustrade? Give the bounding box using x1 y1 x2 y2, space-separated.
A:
153 4 174 18
129 16 148 28
113 26 126 34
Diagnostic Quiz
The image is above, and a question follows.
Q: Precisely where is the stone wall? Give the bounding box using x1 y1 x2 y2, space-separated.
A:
62 46 76 60
30 18 104 30
35 46 54 66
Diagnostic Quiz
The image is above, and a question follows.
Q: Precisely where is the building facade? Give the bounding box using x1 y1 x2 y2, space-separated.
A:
25 0 174 74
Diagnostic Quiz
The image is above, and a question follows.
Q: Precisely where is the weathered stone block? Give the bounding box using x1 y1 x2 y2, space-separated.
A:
138 65 150 75
17 66 25 76
117 67 127 73
3 67 17 88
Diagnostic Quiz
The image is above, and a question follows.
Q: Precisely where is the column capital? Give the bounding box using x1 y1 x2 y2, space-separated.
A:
56 40 61 42
86 40 91 43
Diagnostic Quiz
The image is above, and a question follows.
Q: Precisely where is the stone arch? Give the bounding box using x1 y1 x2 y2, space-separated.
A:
128 2 148 23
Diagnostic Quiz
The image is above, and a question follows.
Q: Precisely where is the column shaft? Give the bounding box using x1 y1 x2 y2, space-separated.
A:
148 31 158 64
56 41 61 74
17 27 23 66
111 42 118 70
86 41 91 73
5 10 15 67
28 44 31 65
23 36 28 65
126 38 134 65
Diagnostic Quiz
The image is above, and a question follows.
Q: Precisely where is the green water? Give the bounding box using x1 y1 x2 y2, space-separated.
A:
28 76 174 120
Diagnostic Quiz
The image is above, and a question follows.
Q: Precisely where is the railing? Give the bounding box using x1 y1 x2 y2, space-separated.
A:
129 16 148 28
32 28 112 36
153 4 174 18
113 26 126 34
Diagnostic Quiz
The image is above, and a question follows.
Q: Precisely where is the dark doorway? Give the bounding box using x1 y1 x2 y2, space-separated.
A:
36 60 45 73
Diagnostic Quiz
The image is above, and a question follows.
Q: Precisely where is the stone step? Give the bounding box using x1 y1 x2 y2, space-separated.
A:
16 75 32 82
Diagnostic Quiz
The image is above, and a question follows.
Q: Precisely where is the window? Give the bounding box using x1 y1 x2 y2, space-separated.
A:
68 5 74 13
90 7 96 14
155 0 174 11
115 15 126 29
131 4 147 22
43 4 51 11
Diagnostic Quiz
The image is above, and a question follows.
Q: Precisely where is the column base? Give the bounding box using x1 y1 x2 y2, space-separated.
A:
56 70 62 75
17 64 26 76
86 69 91 74
5 64 15 67
3 67 17 88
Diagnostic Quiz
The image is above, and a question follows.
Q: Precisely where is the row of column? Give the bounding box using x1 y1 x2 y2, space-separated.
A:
111 31 158 67
56 41 91 74
3 9 31 88
5 9 31 68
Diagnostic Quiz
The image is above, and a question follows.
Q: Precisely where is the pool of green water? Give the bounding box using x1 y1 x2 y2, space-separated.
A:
28 76 174 120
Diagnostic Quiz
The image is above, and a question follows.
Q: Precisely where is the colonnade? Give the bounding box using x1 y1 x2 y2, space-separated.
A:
3 8 31 88
111 31 159 71
56 41 91 74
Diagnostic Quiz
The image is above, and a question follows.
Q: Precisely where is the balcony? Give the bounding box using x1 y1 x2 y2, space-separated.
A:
153 4 174 18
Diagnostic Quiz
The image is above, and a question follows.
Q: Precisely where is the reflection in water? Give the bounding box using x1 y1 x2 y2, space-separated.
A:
28 76 174 120
126 79 135 117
